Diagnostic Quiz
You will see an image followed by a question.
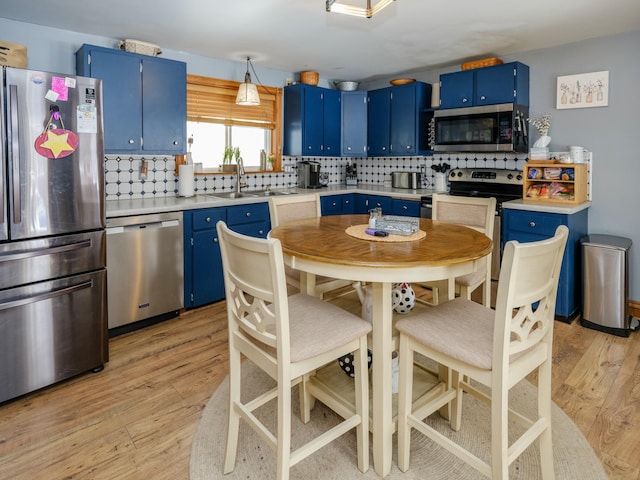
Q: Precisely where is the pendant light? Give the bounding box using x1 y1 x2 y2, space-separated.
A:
236 56 260 106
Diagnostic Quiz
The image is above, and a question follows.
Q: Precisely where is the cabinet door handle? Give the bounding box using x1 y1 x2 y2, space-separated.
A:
173 141 178 145
402 205 408 210
213 237 218 243
245 212 251 217
462 98 468 103
206 217 211 223
258 230 264 235
128 139 135 144
529 221 536 228
480 95 486 100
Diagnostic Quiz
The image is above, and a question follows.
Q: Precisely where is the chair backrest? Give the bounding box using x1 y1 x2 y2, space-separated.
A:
493 225 569 365
268 193 321 228
216 220 292 365
432 193 496 236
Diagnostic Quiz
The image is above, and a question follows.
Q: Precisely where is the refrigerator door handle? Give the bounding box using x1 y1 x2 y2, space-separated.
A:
0 238 92 263
7 85 21 224
0 280 93 312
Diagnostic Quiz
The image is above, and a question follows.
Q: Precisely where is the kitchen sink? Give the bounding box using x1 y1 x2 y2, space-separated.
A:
205 190 297 199
206 192 258 199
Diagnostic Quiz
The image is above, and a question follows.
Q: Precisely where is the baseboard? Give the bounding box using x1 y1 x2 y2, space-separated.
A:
630 300 640 319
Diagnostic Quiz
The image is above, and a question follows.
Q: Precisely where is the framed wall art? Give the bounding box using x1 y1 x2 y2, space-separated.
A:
557 70 609 109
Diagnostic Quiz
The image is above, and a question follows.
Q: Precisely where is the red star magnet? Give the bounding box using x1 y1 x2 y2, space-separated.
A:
34 128 79 159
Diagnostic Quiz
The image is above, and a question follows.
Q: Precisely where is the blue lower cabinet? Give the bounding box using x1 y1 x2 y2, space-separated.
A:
320 194 355 216
503 207 588 322
391 198 420 217
354 194 393 214
184 203 270 308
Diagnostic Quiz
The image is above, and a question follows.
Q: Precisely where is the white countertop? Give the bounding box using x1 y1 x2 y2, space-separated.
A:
503 199 591 214
106 184 437 218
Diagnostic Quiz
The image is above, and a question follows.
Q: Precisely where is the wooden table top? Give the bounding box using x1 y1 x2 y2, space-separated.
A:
269 214 492 269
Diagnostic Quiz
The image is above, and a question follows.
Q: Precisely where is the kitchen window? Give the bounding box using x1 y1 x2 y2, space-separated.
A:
186 75 282 171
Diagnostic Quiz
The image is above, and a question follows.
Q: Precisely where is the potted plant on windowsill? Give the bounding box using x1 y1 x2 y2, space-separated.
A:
221 146 239 172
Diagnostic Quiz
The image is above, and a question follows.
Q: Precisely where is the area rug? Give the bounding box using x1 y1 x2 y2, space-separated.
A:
190 361 607 480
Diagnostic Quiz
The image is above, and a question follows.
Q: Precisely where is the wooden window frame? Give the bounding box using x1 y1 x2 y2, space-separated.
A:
184 74 283 172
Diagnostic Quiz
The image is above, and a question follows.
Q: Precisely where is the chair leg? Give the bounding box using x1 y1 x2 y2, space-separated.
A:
223 345 242 474
397 334 414 472
354 336 370 473
491 387 509 480
299 373 315 424
538 359 555 480
277 376 292 480
449 369 463 431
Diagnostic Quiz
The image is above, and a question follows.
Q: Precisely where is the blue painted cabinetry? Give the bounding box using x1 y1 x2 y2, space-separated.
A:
503 207 588 322
367 82 432 156
283 84 341 156
439 62 529 109
341 91 368 157
183 203 270 308
320 194 355 216
76 44 186 154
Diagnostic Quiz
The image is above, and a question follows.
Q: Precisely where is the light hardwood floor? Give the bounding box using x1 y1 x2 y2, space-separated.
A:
0 292 638 479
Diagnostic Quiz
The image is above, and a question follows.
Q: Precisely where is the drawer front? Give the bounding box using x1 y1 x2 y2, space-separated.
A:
231 221 270 239
391 199 420 217
505 210 565 236
192 208 226 231
227 203 269 226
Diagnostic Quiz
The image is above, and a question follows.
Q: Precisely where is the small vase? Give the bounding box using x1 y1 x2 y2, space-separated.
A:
533 135 551 148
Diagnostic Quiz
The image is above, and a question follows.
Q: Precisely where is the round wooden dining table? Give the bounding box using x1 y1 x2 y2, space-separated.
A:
269 214 492 477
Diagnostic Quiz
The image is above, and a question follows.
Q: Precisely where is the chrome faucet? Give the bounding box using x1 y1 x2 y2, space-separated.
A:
235 157 246 193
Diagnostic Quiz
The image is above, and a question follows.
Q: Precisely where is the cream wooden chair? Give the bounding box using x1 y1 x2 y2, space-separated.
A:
268 193 353 298
423 193 496 306
396 225 568 479
217 221 371 480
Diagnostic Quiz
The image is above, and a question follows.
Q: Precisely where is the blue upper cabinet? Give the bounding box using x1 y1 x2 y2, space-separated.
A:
367 87 391 156
283 84 341 156
439 61 529 109
341 91 367 157
367 81 432 156
76 44 186 155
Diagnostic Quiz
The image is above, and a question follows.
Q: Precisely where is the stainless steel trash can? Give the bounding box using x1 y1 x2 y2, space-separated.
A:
580 234 632 337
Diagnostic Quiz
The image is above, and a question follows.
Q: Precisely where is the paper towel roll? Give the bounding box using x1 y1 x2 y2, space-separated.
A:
178 164 195 197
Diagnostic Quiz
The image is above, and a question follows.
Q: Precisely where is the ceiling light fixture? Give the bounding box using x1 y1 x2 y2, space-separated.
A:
326 0 395 18
235 56 260 106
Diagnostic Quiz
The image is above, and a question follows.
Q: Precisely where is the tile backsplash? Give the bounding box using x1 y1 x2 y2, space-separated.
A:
105 154 527 200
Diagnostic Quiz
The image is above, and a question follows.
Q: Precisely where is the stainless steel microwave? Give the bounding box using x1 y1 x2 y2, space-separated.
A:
433 103 529 153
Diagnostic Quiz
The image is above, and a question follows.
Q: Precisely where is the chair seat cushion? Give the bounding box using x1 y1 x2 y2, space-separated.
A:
455 270 485 288
288 294 372 363
395 297 495 370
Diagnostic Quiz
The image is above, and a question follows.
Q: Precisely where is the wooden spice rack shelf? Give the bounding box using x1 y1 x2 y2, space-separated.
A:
523 163 588 205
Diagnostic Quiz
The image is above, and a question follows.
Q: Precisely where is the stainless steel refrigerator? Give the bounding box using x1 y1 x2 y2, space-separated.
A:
0 67 107 403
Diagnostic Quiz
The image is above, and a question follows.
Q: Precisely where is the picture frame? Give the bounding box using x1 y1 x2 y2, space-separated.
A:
557 71 609 109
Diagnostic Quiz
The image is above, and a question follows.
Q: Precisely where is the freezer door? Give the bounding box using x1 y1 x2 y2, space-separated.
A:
0 269 107 403
5 68 105 240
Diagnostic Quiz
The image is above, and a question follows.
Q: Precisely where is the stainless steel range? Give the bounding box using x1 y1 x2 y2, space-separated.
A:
421 168 523 281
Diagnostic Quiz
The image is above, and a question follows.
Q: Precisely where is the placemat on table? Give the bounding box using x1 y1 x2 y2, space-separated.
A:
345 224 426 242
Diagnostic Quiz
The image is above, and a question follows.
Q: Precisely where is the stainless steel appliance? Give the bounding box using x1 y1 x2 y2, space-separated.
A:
297 160 322 189
0 67 107 403
106 212 183 333
392 171 422 189
421 168 523 281
433 103 529 153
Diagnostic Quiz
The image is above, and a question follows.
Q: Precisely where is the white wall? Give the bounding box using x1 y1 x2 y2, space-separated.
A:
3 16 639 302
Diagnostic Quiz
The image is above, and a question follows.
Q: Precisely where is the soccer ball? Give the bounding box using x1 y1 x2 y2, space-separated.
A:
392 283 415 314
338 349 373 378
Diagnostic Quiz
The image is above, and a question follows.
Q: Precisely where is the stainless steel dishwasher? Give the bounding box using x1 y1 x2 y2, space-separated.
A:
106 212 184 331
